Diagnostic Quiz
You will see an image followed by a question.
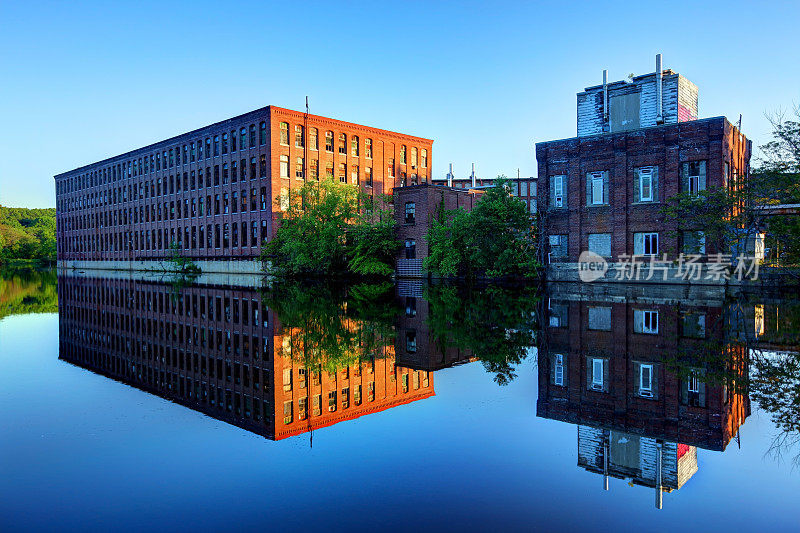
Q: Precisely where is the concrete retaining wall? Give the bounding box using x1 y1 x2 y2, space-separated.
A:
57 259 265 275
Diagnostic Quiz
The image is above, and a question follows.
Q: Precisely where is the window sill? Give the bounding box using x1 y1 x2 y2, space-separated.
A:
631 200 661 206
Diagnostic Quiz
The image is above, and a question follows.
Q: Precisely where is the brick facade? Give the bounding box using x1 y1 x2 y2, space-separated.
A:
54 106 432 265
394 184 483 277
536 117 752 263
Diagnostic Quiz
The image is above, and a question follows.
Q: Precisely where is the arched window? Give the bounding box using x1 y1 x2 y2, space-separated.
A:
365 138 372 159
338 133 347 155
351 135 359 156
325 131 333 152
400 145 407 164
309 128 318 150
410 147 418 167
295 125 304 148
421 149 428 167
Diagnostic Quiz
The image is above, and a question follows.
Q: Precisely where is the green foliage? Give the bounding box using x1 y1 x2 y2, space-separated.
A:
167 241 201 275
425 177 540 279
263 177 399 278
261 281 396 373
0 267 58 320
0 206 56 264
424 283 539 385
659 187 739 255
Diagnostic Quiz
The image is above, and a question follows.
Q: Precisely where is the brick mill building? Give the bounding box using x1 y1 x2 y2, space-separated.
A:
58 274 436 440
54 106 433 273
536 55 752 280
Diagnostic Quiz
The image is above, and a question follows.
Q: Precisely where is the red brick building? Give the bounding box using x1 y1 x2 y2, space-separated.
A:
54 106 432 271
536 282 751 506
535 57 752 278
58 274 435 440
394 184 483 277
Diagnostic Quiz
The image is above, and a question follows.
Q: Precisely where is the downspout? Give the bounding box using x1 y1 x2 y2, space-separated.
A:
655 441 663 509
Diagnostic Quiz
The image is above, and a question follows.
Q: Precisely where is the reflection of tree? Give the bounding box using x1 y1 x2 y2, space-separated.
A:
663 293 800 466
424 283 539 385
261 281 396 373
0 267 58 319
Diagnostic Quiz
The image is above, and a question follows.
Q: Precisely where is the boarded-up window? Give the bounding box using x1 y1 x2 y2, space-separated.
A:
588 306 612 331
588 233 611 257
549 303 568 328
610 92 641 132
549 234 568 257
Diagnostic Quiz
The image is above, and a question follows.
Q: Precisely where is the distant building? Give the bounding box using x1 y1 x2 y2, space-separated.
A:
54 106 433 273
536 55 752 281
432 164 537 216
394 184 483 278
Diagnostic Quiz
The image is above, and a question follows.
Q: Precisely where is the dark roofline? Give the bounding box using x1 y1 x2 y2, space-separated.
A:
580 69 679 93
535 116 744 149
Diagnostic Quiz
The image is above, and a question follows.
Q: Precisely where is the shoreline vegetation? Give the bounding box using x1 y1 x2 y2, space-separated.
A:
0 206 56 267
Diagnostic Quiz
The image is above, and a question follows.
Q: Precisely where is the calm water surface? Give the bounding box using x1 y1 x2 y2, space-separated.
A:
1 269 798 532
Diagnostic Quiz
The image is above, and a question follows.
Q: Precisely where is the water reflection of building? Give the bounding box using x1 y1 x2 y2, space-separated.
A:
537 283 751 508
394 280 477 371
58 275 435 441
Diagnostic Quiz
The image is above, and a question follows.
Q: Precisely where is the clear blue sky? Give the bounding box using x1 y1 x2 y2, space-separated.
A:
1 0 798 208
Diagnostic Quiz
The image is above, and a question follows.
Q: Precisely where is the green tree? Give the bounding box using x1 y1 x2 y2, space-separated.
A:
263 177 399 278
425 177 540 279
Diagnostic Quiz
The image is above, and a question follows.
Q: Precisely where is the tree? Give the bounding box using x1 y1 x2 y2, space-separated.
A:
263 177 399 278
425 177 540 279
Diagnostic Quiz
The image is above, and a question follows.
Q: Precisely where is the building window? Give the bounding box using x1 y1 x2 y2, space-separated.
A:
365 138 372 159
636 166 657 202
283 368 292 391
351 165 359 184
310 160 319 180
404 202 415 224
637 363 655 398
406 330 417 353
588 171 608 205
387 159 394 179
259 154 267 178
222 133 228 154
328 391 337 412
405 239 416 259
240 127 247 150
549 234 568 257
587 233 611 257
682 370 706 407
587 357 608 392
325 131 333 152
365 167 372 187
283 401 292 424
681 312 707 338
410 147 418 168
249 124 256 147
633 232 658 255
634 309 659 334
280 155 289 178
351 136 359 156
295 125 304 148
325 162 334 179
551 175 566 209
400 145 407 164
551 353 565 386
295 157 304 179
338 133 347 155
587 306 612 331
260 121 268 145
309 128 318 150
682 230 706 255
682 161 707 194
421 149 428 167
338 163 346 183
213 136 219 157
